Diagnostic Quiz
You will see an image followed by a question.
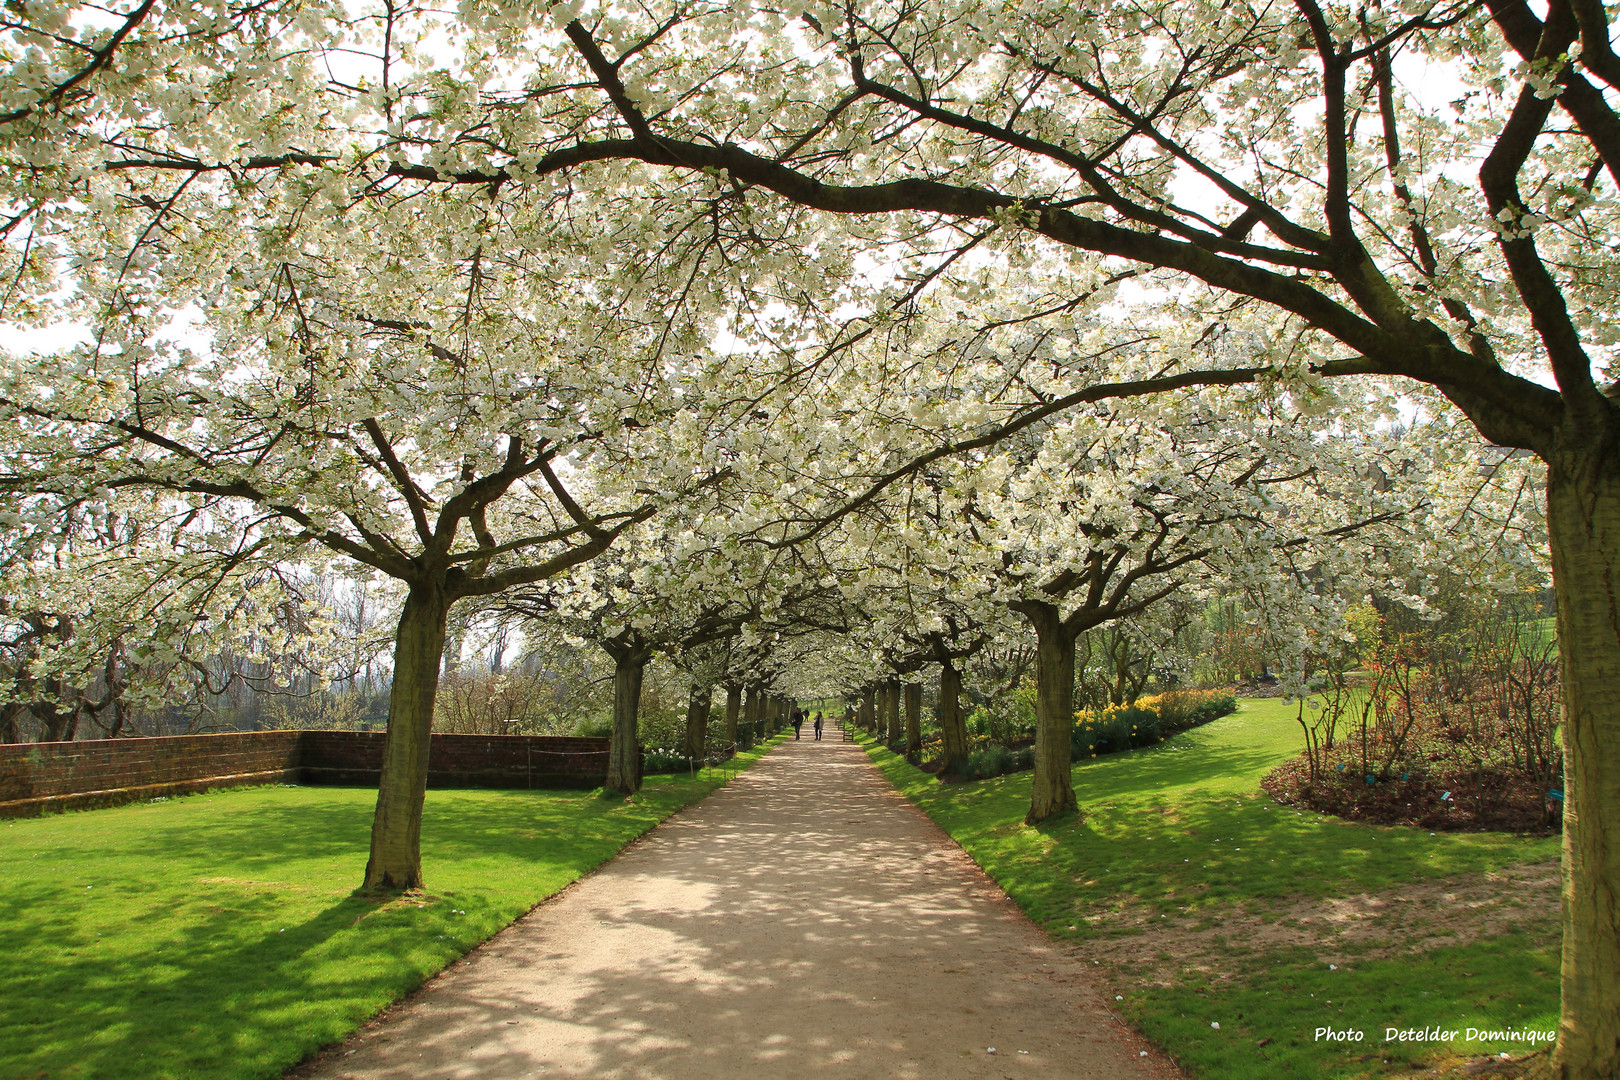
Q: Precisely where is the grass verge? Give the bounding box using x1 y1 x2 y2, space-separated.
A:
1 732 787 1080
858 703 1558 1079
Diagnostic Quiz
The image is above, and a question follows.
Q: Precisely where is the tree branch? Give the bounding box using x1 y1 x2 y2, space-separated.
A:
0 0 158 126
361 418 434 546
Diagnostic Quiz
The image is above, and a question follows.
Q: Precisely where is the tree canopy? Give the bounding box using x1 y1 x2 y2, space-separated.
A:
1 1 1612 1074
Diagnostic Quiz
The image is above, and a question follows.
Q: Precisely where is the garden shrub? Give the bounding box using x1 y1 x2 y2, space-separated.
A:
964 700 1036 746
1263 592 1562 833
1264 641 1561 832
1071 704 1155 758
960 744 1035 780
643 750 698 774
1140 688 1239 732
945 689 1238 780
570 715 613 738
636 709 688 751
1070 689 1236 760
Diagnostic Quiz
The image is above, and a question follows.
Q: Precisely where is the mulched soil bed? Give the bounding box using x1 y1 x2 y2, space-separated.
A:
1261 755 1558 834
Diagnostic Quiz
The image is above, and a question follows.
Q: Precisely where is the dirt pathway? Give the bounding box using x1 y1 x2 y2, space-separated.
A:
295 734 1182 1080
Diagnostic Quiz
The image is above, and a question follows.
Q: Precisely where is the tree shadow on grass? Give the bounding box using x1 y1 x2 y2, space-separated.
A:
1075 738 1287 799
1011 793 1540 926
46 785 680 878
0 785 719 1080
1129 936 1559 1080
883 722 1550 933
0 885 424 1080
858 717 1557 1080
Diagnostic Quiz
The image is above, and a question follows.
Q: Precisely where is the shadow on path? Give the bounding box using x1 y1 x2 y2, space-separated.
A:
292 736 1181 1080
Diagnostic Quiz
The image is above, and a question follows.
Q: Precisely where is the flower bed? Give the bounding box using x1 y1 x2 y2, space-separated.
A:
1262 756 1558 833
1265 648 1562 834
938 689 1238 781
1071 689 1238 759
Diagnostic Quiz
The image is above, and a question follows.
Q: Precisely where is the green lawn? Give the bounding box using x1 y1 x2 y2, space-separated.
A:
0 734 785 1080
860 702 1560 1079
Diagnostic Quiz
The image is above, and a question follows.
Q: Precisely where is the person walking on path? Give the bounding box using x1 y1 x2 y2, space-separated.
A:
792 711 804 739
813 712 824 740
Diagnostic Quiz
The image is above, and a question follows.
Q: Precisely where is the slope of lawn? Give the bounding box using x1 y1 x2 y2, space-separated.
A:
860 702 1559 1079
0 734 785 1080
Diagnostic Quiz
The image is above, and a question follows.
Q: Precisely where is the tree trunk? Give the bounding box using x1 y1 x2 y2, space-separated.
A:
104 642 128 738
605 648 647 795
684 683 711 761
903 682 922 755
40 675 73 742
938 659 968 773
364 581 451 892
1016 599 1080 824
860 685 875 731
723 684 741 751
743 684 762 747
1545 449 1620 1080
882 679 902 744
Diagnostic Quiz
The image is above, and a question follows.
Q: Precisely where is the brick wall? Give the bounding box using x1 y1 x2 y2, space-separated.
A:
300 732 615 790
0 731 614 818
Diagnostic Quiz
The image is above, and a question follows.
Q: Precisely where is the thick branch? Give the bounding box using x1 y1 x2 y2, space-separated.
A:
1478 3 1606 418
458 500 659 597
563 22 656 140
1485 0 1620 190
538 455 611 540
849 62 1327 271
361 418 434 545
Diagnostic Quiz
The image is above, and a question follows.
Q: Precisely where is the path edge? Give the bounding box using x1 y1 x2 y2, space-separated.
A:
282 732 792 1079
846 731 1191 1080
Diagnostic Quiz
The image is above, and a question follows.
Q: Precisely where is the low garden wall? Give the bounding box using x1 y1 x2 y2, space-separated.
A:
0 730 615 818
298 732 615 790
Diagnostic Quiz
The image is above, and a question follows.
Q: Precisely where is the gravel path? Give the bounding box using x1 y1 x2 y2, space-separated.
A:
295 732 1183 1080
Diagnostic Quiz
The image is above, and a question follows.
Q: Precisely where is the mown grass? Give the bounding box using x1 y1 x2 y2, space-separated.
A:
859 702 1559 1079
0 733 786 1080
